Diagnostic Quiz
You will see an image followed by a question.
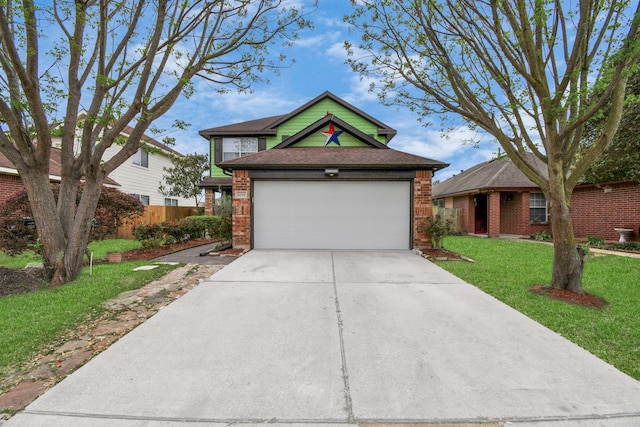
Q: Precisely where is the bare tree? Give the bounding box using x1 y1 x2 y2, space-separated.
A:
345 0 640 293
0 0 314 286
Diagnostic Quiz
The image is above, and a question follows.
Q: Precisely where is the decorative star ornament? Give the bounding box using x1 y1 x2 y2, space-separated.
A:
322 123 343 146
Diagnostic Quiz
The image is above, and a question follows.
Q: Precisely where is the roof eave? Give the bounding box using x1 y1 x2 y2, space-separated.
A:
198 129 279 139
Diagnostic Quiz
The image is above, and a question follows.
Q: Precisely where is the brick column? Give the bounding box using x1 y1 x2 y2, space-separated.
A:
413 170 433 249
488 191 501 238
232 170 251 249
204 188 214 216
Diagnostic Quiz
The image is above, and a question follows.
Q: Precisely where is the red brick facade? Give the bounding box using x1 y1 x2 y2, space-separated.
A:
572 182 640 241
444 182 640 241
204 188 214 216
413 170 433 249
0 174 25 205
231 170 252 249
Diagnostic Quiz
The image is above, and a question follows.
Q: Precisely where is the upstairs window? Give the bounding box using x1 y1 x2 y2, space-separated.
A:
222 137 258 161
132 148 149 168
529 192 548 223
164 198 178 206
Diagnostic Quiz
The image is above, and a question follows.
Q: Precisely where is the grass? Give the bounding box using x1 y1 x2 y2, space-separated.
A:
0 239 142 268
437 236 640 380
0 259 178 380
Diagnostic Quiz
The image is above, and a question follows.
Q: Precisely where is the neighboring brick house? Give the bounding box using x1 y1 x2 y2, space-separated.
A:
0 147 120 205
199 91 448 250
433 155 640 241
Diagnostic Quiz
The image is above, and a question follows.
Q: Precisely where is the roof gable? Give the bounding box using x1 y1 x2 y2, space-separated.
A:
273 114 388 149
198 92 396 144
433 154 547 197
268 91 396 142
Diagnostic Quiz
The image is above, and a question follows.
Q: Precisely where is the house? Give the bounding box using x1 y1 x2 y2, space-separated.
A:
433 155 640 241
50 124 197 207
100 126 196 207
199 91 448 250
0 147 120 205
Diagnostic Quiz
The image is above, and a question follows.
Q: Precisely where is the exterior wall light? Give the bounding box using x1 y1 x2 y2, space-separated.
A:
325 168 339 177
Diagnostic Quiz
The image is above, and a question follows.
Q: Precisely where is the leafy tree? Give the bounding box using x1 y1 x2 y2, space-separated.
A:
0 186 144 254
345 0 640 293
0 0 313 285
584 70 640 184
159 153 209 208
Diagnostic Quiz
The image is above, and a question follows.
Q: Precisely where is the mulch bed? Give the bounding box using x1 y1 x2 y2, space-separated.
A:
421 248 463 260
120 239 218 261
530 285 607 308
0 267 47 297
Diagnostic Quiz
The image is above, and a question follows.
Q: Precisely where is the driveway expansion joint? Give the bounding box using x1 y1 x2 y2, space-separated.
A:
331 251 355 423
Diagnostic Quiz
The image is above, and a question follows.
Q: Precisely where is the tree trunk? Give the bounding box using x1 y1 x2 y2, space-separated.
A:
547 179 585 294
20 170 68 285
61 177 104 283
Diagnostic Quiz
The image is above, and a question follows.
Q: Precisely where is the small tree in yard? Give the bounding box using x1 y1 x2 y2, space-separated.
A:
422 214 453 249
159 153 209 209
0 0 313 286
346 1 640 294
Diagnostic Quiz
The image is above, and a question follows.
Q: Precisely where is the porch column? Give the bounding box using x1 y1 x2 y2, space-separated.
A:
488 191 501 238
204 188 214 215
232 170 251 249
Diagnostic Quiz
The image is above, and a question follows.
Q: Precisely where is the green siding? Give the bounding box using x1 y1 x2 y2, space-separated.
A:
266 98 386 148
291 127 369 147
210 139 226 178
209 97 387 177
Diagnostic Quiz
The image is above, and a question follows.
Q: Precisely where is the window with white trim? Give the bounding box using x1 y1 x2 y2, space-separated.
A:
529 192 548 223
132 148 149 168
164 198 178 206
222 137 258 161
130 194 150 205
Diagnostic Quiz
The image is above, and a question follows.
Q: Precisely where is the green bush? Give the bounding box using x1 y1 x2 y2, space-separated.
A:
421 214 453 248
532 231 553 241
133 215 232 245
610 241 640 251
586 235 606 248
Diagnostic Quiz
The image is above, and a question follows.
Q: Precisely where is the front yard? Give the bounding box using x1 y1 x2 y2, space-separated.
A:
436 236 640 380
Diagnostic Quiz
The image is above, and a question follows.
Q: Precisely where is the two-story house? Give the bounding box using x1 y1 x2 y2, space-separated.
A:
199 91 448 250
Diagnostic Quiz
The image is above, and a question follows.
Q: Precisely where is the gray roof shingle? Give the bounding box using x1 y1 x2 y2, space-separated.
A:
218 147 448 171
433 154 547 197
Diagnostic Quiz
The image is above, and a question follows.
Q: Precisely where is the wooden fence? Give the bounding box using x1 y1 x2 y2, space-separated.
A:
433 206 463 233
116 205 198 239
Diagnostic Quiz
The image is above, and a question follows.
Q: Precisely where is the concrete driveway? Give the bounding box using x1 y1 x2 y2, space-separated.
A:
7 250 640 426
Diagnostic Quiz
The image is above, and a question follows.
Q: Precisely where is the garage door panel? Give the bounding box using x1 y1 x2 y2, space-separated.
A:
253 181 410 250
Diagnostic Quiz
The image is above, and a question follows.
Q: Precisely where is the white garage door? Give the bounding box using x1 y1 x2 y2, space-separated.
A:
253 181 410 249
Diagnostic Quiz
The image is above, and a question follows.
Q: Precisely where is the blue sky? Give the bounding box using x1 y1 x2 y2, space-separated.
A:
155 0 500 182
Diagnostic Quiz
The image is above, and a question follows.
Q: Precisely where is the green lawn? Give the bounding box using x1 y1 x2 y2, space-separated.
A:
0 239 143 268
437 236 640 380
0 241 174 380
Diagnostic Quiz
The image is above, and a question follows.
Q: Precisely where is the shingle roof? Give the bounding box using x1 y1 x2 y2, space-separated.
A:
0 147 120 186
433 154 547 197
199 115 284 137
122 125 183 157
218 147 448 170
198 92 397 140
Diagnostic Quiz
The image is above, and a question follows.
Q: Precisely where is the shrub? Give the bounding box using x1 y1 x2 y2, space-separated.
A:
0 185 143 254
610 241 640 252
532 231 553 241
421 214 453 248
586 235 606 248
